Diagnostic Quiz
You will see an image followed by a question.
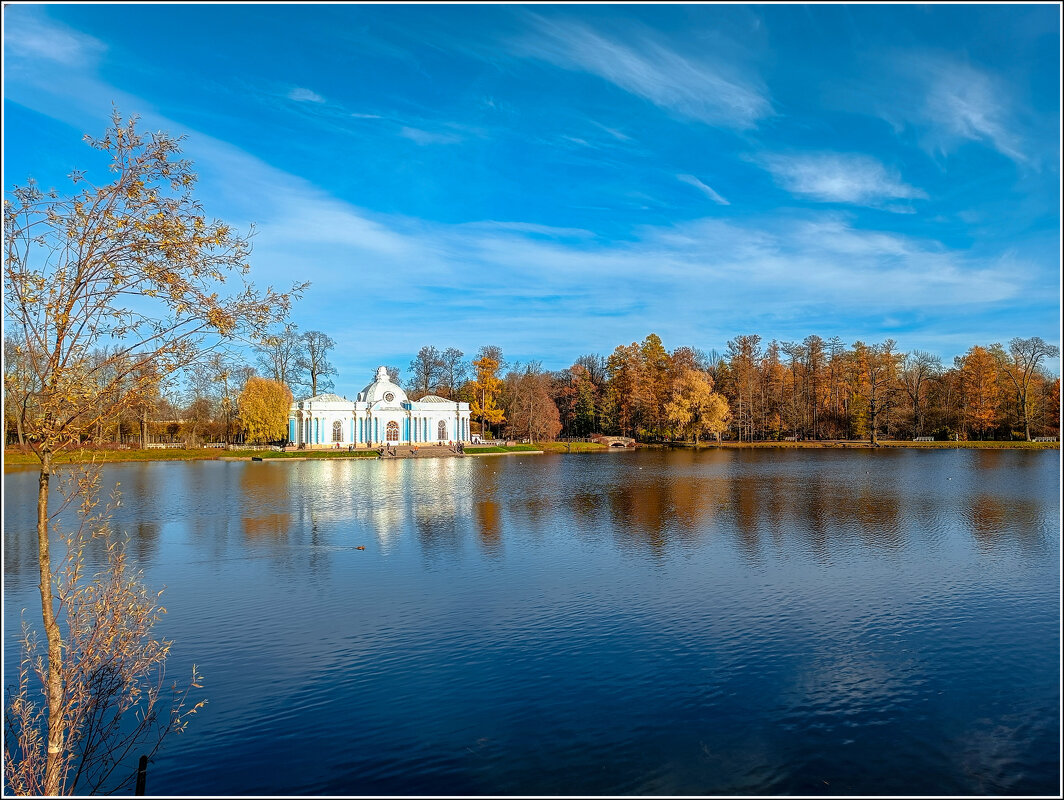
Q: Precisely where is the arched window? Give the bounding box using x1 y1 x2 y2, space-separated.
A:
332 420 343 442
438 420 447 441
386 421 400 442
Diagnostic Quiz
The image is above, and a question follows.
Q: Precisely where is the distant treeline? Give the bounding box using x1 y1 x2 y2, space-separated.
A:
6 330 1059 448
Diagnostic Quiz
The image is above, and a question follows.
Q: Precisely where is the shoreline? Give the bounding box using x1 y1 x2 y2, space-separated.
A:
3 438 1058 468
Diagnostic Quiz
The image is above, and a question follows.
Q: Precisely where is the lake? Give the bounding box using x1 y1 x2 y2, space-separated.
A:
3 448 1060 795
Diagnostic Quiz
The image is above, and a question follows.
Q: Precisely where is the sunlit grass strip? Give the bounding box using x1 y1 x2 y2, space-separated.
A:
1 448 383 466
695 440 1058 449
464 445 543 454
537 441 611 452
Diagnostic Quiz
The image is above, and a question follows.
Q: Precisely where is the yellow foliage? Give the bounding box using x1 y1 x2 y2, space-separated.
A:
665 369 731 443
238 377 293 443
470 356 505 428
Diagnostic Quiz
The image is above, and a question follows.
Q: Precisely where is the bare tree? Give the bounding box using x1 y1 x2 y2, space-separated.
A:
256 322 301 389
504 361 561 442
901 350 942 438
1001 337 1060 441
438 347 468 399
3 110 303 794
408 345 444 397
297 331 337 396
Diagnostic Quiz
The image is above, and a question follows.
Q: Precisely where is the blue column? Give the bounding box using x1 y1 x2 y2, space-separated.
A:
374 418 378 442
289 420 295 442
358 418 363 443
350 418 354 443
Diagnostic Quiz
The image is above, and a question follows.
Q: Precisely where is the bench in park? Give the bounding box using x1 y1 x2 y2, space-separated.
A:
913 436 935 442
1033 436 1058 442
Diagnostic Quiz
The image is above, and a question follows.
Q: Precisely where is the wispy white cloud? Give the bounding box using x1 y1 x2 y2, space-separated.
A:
458 221 596 239
514 15 771 129
5 11 1047 379
752 152 927 208
848 52 1034 167
399 126 463 146
3 7 106 67
287 87 325 103
920 59 1027 164
592 122 631 142
677 174 730 206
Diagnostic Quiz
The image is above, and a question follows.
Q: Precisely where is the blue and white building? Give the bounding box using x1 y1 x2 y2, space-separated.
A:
288 366 472 448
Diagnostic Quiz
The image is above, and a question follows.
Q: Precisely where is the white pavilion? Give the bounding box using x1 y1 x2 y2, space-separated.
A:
288 366 472 448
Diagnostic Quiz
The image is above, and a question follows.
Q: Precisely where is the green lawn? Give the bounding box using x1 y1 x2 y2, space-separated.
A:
689 439 1058 450
537 441 611 453
463 444 544 454
2 447 383 466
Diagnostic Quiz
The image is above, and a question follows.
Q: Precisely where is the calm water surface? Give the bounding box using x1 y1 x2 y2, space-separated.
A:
3 449 1060 795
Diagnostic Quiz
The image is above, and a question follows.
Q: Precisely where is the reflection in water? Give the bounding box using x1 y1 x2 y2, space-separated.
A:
475 501 503 554
4 450 1054 569
243 513 292 539
2 449 1058 797
967 494 1044 551
582 453 915 560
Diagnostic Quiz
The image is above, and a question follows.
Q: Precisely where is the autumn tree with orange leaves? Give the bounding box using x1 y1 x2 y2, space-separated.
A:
3 110 304 795
958 346 1002 439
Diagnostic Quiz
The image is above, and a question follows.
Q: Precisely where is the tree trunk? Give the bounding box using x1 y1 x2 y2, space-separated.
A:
1021 388 1032 441
869 398 879 446
36 449 65 796
140 407 148 450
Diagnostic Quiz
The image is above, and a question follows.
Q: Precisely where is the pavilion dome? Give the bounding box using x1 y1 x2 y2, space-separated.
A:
416 394 454 403
358 366 408 405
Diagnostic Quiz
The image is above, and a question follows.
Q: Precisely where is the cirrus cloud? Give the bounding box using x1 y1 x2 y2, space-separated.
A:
752 152 927 209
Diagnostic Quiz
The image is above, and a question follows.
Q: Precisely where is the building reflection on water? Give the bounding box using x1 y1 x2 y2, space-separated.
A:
2 449 1055 583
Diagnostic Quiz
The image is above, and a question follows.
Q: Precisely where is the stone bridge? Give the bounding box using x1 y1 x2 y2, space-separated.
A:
595 436 637 448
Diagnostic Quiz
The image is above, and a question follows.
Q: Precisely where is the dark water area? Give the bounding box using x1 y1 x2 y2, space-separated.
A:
3 448 1060 795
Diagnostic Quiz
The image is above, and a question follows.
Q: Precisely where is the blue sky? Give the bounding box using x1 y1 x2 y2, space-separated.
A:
4 3 1061 394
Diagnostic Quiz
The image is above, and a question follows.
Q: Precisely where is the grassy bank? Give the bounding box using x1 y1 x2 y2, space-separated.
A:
538 441 611 453
463 444 544 454
2 447 383 467
673 439 1059 450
